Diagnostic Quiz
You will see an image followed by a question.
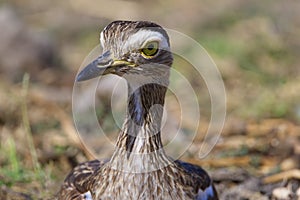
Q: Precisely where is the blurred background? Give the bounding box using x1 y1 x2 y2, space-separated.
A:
0 0 299 199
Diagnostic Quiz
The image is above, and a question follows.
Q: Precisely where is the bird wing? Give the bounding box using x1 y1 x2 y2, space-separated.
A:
57 159 107 200
175 160 219 200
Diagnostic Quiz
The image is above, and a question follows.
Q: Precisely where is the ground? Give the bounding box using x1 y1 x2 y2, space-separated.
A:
0 0 299 199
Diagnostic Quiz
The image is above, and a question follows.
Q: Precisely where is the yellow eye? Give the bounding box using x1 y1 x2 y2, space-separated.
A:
141 41 159 58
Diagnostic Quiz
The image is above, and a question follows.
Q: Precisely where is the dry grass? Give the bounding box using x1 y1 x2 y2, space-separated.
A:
0 0 299 199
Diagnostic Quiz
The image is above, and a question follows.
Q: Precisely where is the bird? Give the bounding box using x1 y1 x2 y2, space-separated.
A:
57 20 218 200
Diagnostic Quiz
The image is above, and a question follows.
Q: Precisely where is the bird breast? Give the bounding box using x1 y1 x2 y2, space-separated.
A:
90 165 196 200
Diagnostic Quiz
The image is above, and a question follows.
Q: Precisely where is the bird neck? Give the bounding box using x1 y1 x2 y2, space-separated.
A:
109 82 172 172
123 83 167 152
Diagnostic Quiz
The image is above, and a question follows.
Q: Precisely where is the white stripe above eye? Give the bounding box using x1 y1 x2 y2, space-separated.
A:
123 29 170 52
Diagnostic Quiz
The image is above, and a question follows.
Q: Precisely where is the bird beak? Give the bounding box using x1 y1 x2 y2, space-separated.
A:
76 51 135 82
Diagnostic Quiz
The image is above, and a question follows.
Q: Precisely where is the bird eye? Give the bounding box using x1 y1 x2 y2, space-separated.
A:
141 41 159 58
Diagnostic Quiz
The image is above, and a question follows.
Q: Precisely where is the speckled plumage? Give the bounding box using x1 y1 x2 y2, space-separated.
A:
58 21 218 200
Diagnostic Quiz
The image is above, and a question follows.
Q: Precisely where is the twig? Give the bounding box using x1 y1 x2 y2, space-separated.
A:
262 169 300 184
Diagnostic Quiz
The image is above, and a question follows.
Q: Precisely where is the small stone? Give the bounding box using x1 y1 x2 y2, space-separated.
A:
296 187 300 197
272 187 292 199
280 158 297 171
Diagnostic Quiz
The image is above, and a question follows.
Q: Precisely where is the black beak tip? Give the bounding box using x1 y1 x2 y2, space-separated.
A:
75 52 112 82
75 61 105 82
75 72 86 82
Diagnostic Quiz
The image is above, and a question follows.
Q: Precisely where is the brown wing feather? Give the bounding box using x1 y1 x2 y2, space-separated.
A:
175 160 219 200
57 159 107 200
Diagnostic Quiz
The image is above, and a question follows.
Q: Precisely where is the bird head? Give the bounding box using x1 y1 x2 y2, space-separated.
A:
76 21 173 82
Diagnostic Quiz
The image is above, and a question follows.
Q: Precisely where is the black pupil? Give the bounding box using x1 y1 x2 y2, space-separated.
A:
147 44 154 51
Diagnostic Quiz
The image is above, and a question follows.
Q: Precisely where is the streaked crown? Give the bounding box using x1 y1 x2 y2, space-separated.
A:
100 21 173 66
76 21 173 82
